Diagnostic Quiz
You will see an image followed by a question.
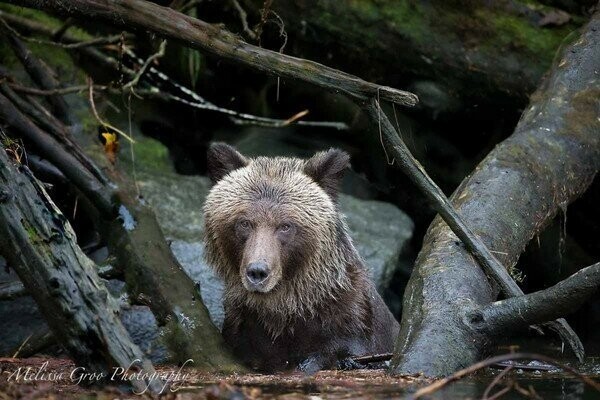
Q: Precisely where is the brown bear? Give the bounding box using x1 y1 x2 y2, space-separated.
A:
203 143 400 373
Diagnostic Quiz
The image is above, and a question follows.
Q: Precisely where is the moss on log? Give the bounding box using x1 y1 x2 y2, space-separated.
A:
391 9 599 376
248 0 582 103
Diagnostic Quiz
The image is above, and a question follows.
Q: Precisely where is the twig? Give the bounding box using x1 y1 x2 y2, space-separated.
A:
411 353 600 399
482 364 513 400
255 0 273 43
231 0 257 40
1 16 124 49
87 79 135 143
351 353 393 364
122 40 166 90
123 47 348 129
12 334 33 358
9 83 107 96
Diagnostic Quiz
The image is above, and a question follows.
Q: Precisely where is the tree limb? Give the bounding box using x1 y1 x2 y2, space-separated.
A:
0 92 114 216
1 25 72 124
469 263 600 334
5 0 418 107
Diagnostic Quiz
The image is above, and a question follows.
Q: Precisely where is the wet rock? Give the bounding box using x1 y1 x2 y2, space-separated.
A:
0 257 47 356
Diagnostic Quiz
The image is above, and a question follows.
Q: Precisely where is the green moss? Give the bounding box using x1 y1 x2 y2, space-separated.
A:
119 136 174 175
486 13 573 63
310 0 431 52
0 4 92 40
22 220 41 243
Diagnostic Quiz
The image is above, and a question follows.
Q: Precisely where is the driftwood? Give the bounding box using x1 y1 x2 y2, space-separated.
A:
0 147 162 394
0 91 241 371
0 46 241 370
392 10 599 376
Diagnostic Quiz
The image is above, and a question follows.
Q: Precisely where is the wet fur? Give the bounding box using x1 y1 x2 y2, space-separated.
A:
203 144 400 372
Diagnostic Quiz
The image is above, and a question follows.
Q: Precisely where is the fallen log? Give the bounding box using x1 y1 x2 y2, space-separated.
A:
391 9 599 376
0 147 162 394
0 86 241 371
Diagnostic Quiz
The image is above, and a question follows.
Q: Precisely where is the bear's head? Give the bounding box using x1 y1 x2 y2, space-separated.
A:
203 143 358 320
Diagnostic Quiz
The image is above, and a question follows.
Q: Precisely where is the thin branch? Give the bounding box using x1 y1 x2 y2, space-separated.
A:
87 79 135 143
122 40 166 90
231 0 257 40
482 364 514 400
351 353 393 364
0 17 124 49
7 0 418 107
9 83 107 96
122 47 348 129
468 262 600 334
411 353 600 400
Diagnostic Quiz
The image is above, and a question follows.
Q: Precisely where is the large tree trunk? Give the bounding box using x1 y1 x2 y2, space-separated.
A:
0 147 162 394
391 10 599 376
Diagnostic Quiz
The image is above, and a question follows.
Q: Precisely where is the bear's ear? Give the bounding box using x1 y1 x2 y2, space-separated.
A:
207 142 248 183
304 148 350 200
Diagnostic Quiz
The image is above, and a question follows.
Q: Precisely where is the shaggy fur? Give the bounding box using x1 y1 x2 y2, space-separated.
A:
203 143 399 372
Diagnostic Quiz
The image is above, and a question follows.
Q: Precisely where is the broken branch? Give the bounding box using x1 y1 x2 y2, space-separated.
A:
469 262 600 334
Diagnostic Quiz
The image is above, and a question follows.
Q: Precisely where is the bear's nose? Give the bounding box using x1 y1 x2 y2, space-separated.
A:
246 262 269 285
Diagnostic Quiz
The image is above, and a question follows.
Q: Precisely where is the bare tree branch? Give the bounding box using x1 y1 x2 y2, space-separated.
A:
469 263 600 333
6 0 418 107
1 26 72 124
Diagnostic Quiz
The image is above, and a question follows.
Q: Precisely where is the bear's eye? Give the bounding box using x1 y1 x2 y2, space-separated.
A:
239 219 252 229
278 223 292 233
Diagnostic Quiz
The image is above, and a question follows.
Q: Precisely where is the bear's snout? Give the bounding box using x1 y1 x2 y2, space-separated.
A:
246 261 270 288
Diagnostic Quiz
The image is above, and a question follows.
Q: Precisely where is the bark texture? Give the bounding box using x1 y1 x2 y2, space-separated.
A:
392 11 599 376
0 148 162 394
